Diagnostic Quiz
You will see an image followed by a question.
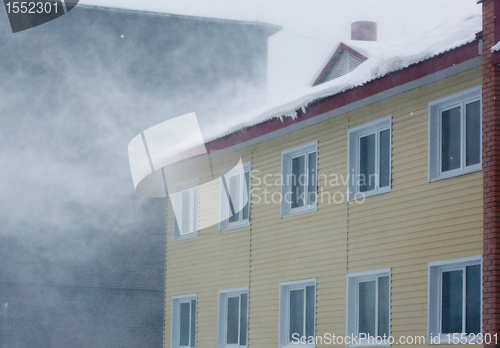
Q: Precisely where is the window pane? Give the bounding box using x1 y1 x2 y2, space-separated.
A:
308 152 317 205
192 187 198 232
359 134 376 192
466 265 481 334
289 289 304 341
378 276 390 336
441 107 461 172
221 177 232 225
181 190 191 234
358 281 376 336
240 293 248 345
190 299 196 348
379 129 390 188
242 172 250 221
229 175 241 223
180 302 190 347
291 155 305 208
305 285 315 338
442 270 463 334
466 101 481 167
227 296 240 344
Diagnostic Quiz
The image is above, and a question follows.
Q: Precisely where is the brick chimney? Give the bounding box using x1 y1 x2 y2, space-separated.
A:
482 0 500 345
351 21 377 41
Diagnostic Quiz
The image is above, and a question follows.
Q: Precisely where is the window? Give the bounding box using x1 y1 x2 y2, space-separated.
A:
172 294 197 348
346 269 391 346
173 179 199 241
348 116 391 201
281 142 318 218
218 288 248 348
428 256 482 344
428 86 482 182
279 279 316 348
220 163 251 231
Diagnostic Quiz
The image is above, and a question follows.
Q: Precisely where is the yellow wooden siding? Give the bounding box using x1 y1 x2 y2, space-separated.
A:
163 149 253 348
345 67 482 348
164 66 483 347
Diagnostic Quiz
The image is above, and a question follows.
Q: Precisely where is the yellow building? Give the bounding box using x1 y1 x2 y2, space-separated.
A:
157 17 486 348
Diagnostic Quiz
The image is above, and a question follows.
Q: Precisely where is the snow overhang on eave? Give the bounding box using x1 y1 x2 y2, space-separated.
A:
204 39 482 153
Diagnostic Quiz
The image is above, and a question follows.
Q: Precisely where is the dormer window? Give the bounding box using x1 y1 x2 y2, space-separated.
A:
313 22 376 86
313 43 368 86
323 50 363 82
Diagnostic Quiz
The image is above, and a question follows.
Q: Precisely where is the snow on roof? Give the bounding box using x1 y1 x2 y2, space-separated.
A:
341 39 392 59
204 13 481 144
491 41 500 52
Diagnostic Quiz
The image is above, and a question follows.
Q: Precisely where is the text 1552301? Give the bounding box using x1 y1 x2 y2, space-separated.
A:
5 2 60 14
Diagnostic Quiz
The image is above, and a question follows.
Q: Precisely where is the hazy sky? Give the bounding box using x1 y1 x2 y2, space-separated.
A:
78 0 481 42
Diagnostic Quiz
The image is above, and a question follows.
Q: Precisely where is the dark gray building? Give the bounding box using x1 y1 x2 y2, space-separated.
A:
0 5 279 347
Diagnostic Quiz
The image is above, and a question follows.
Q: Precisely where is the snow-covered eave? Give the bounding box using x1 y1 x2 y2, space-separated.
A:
490 40 500 66
205 38 481 150
205 14 481 146
491 40 500 52
277 38 478 118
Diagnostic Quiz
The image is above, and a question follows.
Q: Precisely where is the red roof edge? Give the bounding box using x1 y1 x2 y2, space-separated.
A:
312 43 368 87
341 43 369 62
205 40 479 153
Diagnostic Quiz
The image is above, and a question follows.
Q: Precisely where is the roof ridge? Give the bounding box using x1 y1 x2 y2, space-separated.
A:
75 4 282 35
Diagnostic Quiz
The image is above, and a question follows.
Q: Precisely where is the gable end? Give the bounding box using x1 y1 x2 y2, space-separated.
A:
313 43 367 86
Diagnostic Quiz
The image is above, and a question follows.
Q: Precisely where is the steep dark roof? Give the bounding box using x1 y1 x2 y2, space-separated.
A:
77 4 282 37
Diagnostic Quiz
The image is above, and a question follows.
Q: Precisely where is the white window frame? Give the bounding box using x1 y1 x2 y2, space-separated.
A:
347 116 392 201
172 293 197 348
427 255 482 344
278 278 316 348
173 178 199 241
346 268 391 347
428 86 482 182
281 141 318 218
217 287 249 348
219 163 251 232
